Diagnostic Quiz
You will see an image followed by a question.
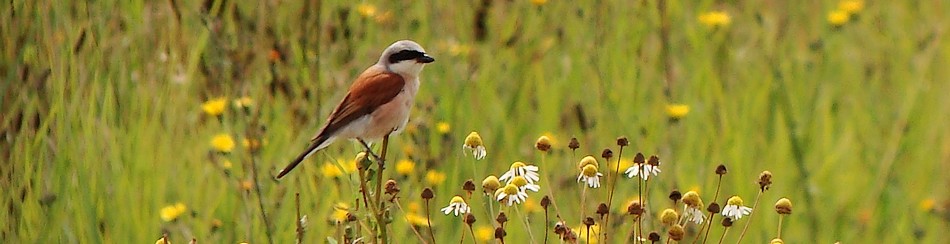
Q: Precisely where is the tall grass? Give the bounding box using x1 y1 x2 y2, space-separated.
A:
2 0 949 243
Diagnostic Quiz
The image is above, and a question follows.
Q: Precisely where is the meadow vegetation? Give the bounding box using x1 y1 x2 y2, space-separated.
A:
2 0 949 243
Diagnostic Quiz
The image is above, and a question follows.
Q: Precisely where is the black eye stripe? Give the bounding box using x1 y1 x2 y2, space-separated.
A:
388 50 425 63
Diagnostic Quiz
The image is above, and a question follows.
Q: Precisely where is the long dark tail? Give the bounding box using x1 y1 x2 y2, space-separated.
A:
276 134 333 179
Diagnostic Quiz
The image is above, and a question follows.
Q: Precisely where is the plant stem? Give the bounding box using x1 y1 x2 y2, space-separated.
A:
425 200 436 244
295 193 304 243
701 176 724 244
515 206 536 243
393 201 428 244
776 215 784 239
375 135 391 243
735 191 763 243
718 227 730 244
604 146 625 243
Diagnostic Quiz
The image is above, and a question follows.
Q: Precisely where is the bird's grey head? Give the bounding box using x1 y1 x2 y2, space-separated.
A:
378 40 434 77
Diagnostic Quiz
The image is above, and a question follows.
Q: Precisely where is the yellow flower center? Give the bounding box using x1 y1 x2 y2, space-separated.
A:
581 164 599 177
511 176 528 187
482 175 501 190
502 183 519 195
510 161 526 170
450 196 465 204
464 132 484 147
682 191 702 207
727 196 744 206
578 156 599 168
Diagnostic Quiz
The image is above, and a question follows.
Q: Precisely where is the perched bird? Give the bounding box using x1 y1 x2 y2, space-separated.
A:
276 40 434 179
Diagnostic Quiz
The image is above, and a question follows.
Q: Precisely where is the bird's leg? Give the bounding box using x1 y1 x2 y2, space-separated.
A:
357 139 382 161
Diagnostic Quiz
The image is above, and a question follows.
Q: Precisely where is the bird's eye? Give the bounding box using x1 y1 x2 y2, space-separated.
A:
388 50 425 63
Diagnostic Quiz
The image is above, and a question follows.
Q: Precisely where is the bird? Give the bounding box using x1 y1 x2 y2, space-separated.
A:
276 40 434 179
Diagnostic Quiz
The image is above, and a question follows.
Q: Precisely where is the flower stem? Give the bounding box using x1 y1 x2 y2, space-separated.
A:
393 201 428 244
425 199 436 244
776 215 784 239
604 146 625 243
735 191 763 243
515 205 536 243
701 176 724 244
717 227 730 244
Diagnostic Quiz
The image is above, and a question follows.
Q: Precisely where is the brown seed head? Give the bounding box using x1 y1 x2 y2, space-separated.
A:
759 171 773 191
648 231 660 242
715 164 728 175
464 213 477 225
682 191 702 208
775 198 792 215
494 226 507 240
421 188 434 200
583 216 595 226
596 203 609 216
346 212 358 222
495 212 508 225
627 201 644 216
648 155 660 166
707 202 721 213
568 137 580 150
634 153 645 164
601 148 613 159
462 179 476 192
616 136 629 146
668 224 685 241
659 209 678 225
535 136 552 152
385 180 400 195
553 221 566 234
540 195 551 209
669 190 682 203
721 217 734 227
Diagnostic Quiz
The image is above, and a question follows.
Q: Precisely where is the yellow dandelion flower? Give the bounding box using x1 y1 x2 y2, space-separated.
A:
408 202 422 212
838 0 864 15
341 159 358 173
435 122 451 134
524 198 542 213
211 133 235 153
574 224 601 244
155 237 170 244
221 159 233 169
666 104 690 119
698 11 731 28
531 0 548 6
160 202 187 222
610 158 633 173
233 96 253 109
919 198 935 211
321 163 344 178
331 209 348 223
395 159 415 175
356 3 377 18
425 170 446 185
828 10 850 26
201 97 228 116
475 225 493 241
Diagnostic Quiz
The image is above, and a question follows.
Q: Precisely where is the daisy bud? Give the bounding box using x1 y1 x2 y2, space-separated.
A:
495 212 508 225
568 137 580 150
659 208 678 225
721 217 734 227
775 198 792 215
616 136 629 146
648 232 660 242
707 202 721 214
421 188 434 200
682 191 702 208
578 155 599 168
535 136 552 152
668 224 685 241
668 190 682 203
462 179 476 192
464 132 484 148
601 148 613 159
715 164 728 175
633 153 645 164
482 175 501 193
759 171 773 191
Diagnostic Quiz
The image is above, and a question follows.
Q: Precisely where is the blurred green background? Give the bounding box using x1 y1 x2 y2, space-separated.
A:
2 0 949 243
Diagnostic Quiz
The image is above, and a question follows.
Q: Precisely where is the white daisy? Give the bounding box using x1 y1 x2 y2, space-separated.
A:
576 164 603 188
722 196 753 220
684 206 706 225
440 196 471 216
495 183 528 206
462 132 487 160
510 175 540 193
625 163 661 180
498 161 540 184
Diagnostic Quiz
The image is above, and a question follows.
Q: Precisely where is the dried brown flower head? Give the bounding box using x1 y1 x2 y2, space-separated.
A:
775 198 792 215
715 164 728 175
601 148 613 159
759 171 773 191
668 224 685 241
568 137 580 150
421 188 434 200
535 136 552 152
617 136 629 146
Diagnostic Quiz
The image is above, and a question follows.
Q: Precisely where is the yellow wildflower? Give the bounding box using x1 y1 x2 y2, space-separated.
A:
405 212 430 226
838 0 864 15
356 3 377 17
666 104 690 119
331 209 348 223
233 96 253 109
395 159 415 175
524 198 542 213
210 133 235 153
201 97 228 116
221 159 232 169
425 170 446 185
574 224 601 244
698 11 731 28
531 0 548 6
408 202 422 212
160 202 187 222
321 163 343 178
610 158 632 173
435 122 451 134
155 237 170 244
919 198 935 211
828 10 849 26
475 226 493 241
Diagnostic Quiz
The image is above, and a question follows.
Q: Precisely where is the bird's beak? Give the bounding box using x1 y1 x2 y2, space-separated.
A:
416 55 435 63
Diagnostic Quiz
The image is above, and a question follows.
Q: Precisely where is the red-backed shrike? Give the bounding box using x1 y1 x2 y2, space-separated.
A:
276 40 434 179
